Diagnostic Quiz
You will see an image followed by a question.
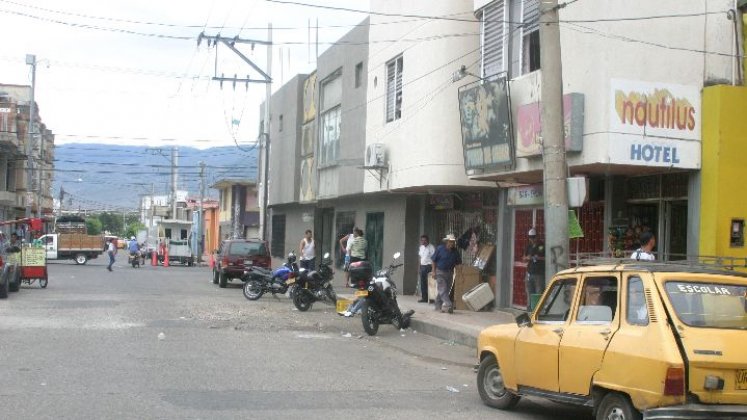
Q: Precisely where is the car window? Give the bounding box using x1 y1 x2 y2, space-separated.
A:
626 276 649 326
576 276 617 323
664 281 747 330
536 278 577 322
228 242 266 256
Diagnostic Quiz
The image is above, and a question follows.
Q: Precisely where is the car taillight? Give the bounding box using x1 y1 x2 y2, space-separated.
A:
664 366 685 396
222 257 229 266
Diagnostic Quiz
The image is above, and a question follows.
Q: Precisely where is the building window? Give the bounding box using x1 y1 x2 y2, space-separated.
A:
386 55 403 122
481 0 506 77
521 0 540 75
279 115 283 132
271 214 286 258
320 72 342 165
355 62 363 88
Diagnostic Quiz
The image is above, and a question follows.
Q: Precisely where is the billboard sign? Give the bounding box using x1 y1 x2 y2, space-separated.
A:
458 77 513 173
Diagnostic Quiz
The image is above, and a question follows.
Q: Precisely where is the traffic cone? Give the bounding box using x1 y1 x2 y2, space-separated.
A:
209 253 215 269
164 248 170 267
151 249 157 266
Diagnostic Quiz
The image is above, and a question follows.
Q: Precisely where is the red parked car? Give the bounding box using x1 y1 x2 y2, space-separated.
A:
212 239 271 288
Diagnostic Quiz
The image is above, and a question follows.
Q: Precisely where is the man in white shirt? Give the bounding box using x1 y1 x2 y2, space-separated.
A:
417 234 435 303
630 231 656 261
299 229 316 271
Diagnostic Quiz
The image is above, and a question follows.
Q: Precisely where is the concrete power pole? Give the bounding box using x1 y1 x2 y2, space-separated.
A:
261 23 272 242
198 161 206 261
539 0 569 277
171 146 178 221
24 54 36 221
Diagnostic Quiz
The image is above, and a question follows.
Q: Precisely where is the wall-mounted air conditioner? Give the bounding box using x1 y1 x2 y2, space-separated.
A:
365 143 387 168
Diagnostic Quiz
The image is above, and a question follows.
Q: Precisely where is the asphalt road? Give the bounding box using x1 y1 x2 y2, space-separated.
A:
0 256 592 420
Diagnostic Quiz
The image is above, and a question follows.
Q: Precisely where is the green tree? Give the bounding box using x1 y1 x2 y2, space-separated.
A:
85 218 103 235
97 212 122 235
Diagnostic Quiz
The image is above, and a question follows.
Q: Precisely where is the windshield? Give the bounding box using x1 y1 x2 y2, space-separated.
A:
664 281 747 330
229 242 266 257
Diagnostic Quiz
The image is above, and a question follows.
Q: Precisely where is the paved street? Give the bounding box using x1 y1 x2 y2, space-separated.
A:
1 257 591 420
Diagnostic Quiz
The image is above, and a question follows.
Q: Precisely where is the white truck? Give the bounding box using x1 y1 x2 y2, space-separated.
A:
39 233 105 265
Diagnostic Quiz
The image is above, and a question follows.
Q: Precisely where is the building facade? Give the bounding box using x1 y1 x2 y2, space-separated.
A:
211 179 259 241
0 84 55 224
470 0 743 307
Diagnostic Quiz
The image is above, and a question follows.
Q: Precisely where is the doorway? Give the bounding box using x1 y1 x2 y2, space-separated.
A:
366 212 384 272
315 208 334 262
664 200 688 260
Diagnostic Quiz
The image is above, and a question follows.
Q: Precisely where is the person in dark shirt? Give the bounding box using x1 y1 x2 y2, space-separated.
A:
523 228 546 303
430 234 462 314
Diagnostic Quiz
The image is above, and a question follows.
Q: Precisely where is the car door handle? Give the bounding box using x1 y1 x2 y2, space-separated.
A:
552 328 564 336
599 328 611 336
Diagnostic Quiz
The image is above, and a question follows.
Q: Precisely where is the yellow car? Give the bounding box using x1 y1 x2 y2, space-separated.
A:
476 262 747 419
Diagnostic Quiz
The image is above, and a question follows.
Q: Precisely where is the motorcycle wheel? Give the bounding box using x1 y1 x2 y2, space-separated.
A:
243 280 264 301
293 290 313 312
361 300 379 336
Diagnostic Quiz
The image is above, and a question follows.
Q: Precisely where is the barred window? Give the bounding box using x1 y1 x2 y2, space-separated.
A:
385 55 403 122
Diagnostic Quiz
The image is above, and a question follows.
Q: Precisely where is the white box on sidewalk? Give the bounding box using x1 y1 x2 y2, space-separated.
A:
461 282 494 312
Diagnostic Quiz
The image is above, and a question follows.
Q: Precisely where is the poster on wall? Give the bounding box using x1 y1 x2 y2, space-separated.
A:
610 79 701 141
458 77 513 174
516 93 584 158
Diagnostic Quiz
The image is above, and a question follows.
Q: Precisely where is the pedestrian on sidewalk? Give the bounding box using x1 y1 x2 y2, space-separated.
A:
339 229 355 286
299 229 316 271
417 234 435 302
343 228 369 317
106 238 117 272
431 234 461 314
523 228 545 301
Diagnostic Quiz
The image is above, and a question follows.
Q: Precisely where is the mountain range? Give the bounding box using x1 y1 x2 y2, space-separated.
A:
53 143 258 212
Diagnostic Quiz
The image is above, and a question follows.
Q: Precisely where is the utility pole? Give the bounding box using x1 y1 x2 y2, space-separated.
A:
24 54 36 222
198 161 206 261
171 146 178 221
199 26 272 241
539 0 569 277
261 23 272 242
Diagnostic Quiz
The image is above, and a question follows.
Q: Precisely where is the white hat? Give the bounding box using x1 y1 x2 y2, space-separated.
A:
528 228 537 236
443 234 457 242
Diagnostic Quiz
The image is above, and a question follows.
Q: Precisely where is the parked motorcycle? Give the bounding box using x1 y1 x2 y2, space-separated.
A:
352 252 414 336
291 252 337 311
242 252 302 300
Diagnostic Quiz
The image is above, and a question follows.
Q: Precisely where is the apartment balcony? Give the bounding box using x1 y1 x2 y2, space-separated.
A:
0 131 19 150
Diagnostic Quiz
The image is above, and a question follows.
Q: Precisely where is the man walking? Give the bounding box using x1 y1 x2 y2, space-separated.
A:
417 234 435 303
523 228 546 302
299 229 316 271
431 234 461 314
106 238 117 272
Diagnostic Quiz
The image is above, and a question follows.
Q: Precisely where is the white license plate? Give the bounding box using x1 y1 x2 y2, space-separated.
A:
354 290 368 297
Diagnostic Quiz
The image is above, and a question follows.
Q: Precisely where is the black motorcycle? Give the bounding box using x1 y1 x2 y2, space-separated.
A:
242 252 301 300
351 252 414 336
291 252 337 311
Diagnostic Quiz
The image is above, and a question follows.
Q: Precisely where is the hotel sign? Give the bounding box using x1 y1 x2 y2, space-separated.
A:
610 79 701 141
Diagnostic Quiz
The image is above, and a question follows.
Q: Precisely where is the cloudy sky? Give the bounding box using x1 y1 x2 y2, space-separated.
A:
0 0 370 149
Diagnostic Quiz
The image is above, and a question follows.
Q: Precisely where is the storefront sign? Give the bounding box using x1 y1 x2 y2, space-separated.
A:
458 77 513 173
610 79 700 141
516 93 584 157
429 194 454 210
507 184 543 206
608 134 700 169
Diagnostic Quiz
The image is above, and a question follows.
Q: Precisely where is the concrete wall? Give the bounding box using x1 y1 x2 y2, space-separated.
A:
316 19 369 199
365 0 495 192
699 85 747 264
266 75 307 206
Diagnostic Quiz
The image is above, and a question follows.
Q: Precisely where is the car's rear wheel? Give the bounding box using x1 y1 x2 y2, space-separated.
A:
219 272 228 288
596 392 640 420
477 354 520 410
212 270 219 284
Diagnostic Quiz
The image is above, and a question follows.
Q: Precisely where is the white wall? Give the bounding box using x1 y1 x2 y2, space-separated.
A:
365 0 496 192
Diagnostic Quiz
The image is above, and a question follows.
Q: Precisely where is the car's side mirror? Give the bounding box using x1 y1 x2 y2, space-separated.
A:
515 312 532 328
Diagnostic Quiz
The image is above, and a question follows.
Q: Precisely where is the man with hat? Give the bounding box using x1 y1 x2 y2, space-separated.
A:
523 228 546 303
430 233 462 314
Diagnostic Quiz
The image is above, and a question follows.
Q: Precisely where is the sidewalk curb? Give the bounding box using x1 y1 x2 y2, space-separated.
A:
408 317 478 348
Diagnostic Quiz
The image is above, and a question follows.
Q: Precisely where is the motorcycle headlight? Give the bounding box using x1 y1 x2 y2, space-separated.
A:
376 270 387 277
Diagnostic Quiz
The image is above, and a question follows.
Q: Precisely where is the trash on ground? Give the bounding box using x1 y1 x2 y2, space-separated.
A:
158 332 165 340
446 386 460 393
342 332 352 338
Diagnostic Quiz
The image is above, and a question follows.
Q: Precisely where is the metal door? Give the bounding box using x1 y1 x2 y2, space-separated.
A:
663 200 687 261
315 208 334 261
365 212 384 272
